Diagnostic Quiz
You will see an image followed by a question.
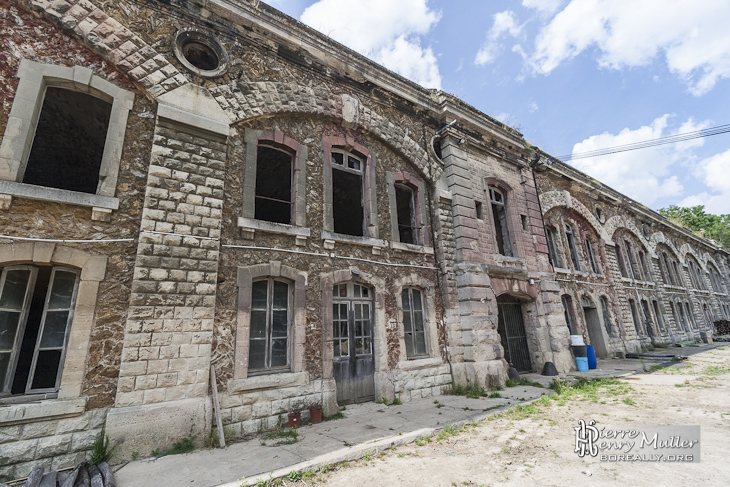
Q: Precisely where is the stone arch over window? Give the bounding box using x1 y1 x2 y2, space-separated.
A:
537 190 610 242
707 262 725 293
603 217 652 252
235 261 307 380
393 273 439 361
387 171 429 247
0 59 134 216
320 268 386 379
0 242 107 401
685 254 707 290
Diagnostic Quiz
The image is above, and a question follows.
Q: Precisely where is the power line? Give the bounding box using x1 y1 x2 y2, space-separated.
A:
557 123 730 162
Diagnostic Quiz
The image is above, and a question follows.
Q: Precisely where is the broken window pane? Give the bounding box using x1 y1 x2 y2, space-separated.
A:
565 225 580 270
23 88 111 194
255 146 293 224
545 227 562 268
395 184 417 244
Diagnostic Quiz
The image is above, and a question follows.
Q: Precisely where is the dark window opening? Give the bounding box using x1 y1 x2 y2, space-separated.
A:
678 302 689 331
475 201 483 220
332 151 364 236
565 225 580 270
652 300 664 332
672 261 683 286
1 266 78 395
23 88 111 194
489 188 512 256
638 251 650 281
561 295 576 334
395 184 417 244
521 214 528 231
585 239 598 273
640 300 654 338
254 146 293 224
546 226 562 268
600 297 613 337
629 299 641 335
182 40 220 71
625 240 639 279
615 244 628 278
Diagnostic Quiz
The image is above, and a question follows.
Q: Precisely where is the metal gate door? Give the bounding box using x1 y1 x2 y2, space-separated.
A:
497 297 532 372
332 283 375 405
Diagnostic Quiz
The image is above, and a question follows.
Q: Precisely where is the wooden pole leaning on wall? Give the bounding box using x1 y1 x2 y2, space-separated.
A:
210 364 226 448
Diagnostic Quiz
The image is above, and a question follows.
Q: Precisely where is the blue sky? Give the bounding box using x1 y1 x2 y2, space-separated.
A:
266 0 730 214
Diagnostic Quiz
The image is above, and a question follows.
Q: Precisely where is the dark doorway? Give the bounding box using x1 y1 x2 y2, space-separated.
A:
332 282 375 405
582 297 608 358
496 295 532 373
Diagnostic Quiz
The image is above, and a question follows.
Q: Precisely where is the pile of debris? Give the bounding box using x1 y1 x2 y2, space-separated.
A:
2 462 115 487
714 320 730 342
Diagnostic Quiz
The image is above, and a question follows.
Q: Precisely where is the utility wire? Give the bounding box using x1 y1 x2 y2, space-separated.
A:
557 123 730 162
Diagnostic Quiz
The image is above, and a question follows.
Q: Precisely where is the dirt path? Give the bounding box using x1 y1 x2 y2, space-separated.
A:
287 346 730 487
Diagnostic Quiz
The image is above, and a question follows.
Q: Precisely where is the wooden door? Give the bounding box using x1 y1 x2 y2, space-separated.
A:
332 283 375 405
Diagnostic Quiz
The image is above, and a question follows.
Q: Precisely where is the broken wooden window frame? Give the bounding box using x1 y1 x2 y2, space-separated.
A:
489 187 513 257
561 294 576 334
387 171 429 249
545 226 562 268
652 300 665 332
628 298 641 335
0 59 134 216
615 244 628 278
239 129 310 242
564 224 580 271
234 262 307 380
624 240 639 280
584 238 598 273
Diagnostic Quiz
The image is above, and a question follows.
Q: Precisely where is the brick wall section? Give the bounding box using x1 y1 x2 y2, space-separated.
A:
16 0 187 97
115 122 226 406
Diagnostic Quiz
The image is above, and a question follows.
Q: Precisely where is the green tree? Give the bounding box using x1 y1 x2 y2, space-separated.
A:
658 205 730 249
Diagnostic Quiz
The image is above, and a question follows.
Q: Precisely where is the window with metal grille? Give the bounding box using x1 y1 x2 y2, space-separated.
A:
546 226 562 268
254 145 293 224
0 265 79 396
332 150 365 236
402 288 427 358
585 239 598 273
565 225 580 270
489 188 512 256
395 184 417 245
600 297 614 337
248 279 291 373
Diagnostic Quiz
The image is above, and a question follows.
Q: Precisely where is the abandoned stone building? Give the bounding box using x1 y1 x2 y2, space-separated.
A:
0 0 728 479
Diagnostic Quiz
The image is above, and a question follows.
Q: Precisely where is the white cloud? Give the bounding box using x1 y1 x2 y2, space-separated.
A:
528 101 539 113
568 115 713 206
300 0 442 88
529 0 730 95
522 0 564 15
475 10 522 66
681 149 730 214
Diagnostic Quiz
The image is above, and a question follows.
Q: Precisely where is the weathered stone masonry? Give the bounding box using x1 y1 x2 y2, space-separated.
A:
0 0 728 480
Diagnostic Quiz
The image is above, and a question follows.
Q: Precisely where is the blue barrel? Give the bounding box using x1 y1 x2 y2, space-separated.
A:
576 356 589 372
586 345 597 369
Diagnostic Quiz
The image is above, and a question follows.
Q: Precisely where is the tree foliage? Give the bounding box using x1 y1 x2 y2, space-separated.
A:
658 205 730 249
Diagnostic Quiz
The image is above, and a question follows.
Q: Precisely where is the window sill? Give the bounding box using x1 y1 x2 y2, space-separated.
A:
0 181 119 210
398 357 442 371
0 397 85 426
321 230 388 253
391 241 434 254
228 371 308 394
238 217 311 244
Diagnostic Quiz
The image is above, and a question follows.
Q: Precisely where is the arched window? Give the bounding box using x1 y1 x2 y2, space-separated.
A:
585 239 599 273
565 224 580 270
545 226 562 268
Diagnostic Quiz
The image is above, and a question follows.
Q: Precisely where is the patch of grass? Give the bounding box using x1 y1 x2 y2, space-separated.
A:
450 384 489 398
88 427 116 465
622 397 635 406
488 391 502 398
262 427 298 446
703 366 730 375
323 411 345 422
170 434 196 455
650 364 664 372
516 378 544 388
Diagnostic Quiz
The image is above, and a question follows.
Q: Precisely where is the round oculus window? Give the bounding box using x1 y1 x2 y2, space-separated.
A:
173 29 228 78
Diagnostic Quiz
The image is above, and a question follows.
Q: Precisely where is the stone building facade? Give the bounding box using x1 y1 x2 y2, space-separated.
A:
0 0 728 480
